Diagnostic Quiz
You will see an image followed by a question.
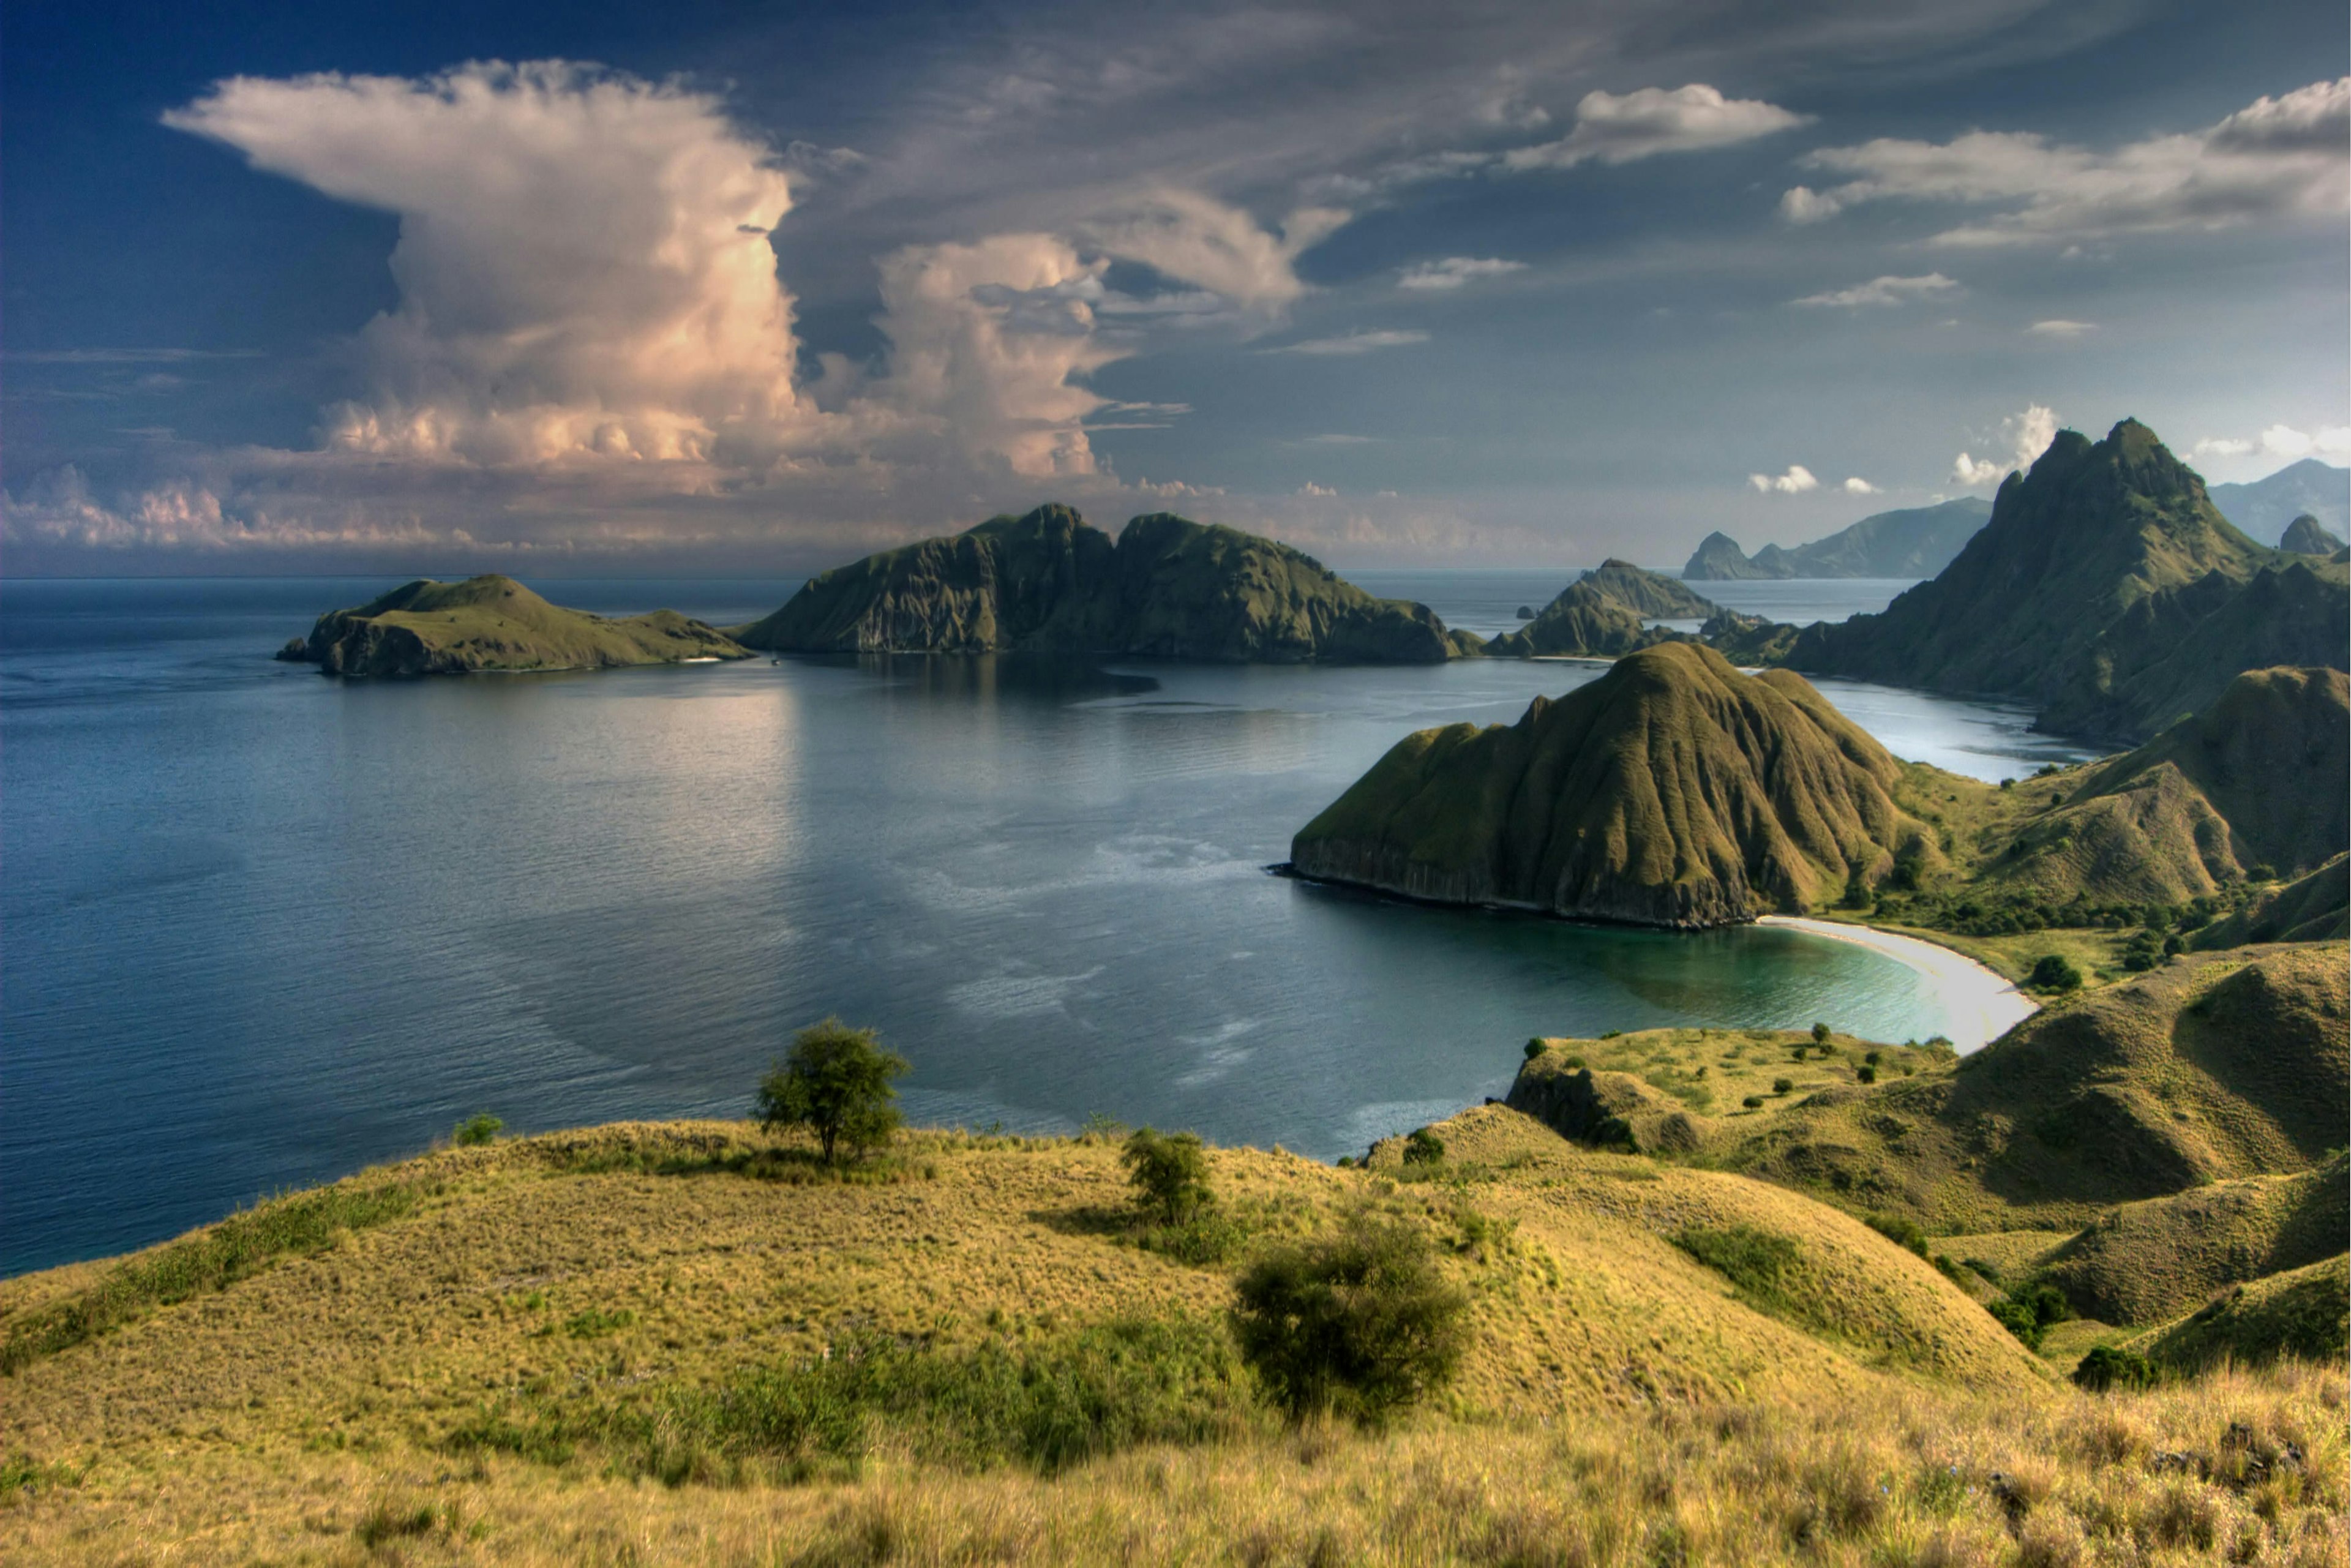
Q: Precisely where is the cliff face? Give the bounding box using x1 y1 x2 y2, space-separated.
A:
278 577 749 676
1289 642 1934 928
1782 420 2348 741
733 505 1464 664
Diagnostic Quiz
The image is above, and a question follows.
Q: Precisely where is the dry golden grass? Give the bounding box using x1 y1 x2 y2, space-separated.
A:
4 1359 2340 1566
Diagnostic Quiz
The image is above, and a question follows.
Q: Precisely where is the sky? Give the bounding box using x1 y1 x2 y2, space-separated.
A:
4 0 2345 574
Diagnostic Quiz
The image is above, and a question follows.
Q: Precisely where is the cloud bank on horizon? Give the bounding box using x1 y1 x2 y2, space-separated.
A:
3 0 2345 571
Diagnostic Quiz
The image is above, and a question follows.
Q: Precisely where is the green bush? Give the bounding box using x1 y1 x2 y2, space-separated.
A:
1673 1224 1802 1315
1865 1214 1930 1258
1401 1128 1447 1166
1122 1128 1213 1224
1989 1283 2072 1351
2072 1345 2158 1392
1523 1038 1545 1060
1771 1077 1794 1096
1741 1095 1765 1109
1811 1022 1831 1045
1229 1216 1469 1424
453 1113 503 1147
756 1019 908 1165
1856 1065 1878 1084
2027 954 2083 992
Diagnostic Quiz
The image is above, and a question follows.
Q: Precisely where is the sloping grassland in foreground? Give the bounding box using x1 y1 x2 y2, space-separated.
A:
3 1100 2345 1564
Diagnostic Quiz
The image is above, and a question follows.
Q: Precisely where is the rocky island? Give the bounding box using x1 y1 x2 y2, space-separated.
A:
1682 497 1992 580
733 503 1480 663
276 575 749 676
1484 558 1712 657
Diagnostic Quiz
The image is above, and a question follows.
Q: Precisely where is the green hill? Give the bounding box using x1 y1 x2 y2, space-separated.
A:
1577 558 1716 618
1777 420 2348 741
2283 513 2347 555
1681 498 1992 580
276 576 750 676
1289 642 1935 927
731 505 1474 663
1482 580 1669 658
2194 853 2350 948
2126 1253 2350 1375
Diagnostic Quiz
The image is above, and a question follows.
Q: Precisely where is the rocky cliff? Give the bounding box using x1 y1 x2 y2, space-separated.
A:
732 505 1471 663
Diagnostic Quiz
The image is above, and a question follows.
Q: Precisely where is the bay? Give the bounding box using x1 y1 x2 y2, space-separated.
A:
1 576 2101 1275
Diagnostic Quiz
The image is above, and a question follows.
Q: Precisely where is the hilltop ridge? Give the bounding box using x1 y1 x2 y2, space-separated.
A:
732 505 1475 664
276 576 750 676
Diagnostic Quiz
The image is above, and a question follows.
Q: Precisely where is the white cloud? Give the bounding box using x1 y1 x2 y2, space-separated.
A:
1077 189 1344 314
1952 403 2060 487
1398 257 1527 291
2027 319 2096 337
1503 84 1807 170
1793 273 1959 308
1784 77 2350 247
1261 329 1430 356
1842 476 1880 495
1297 482 1338 497
2194 437 2257 459
166 62 810 468
2259 424 2351 458
1749 465 1820 495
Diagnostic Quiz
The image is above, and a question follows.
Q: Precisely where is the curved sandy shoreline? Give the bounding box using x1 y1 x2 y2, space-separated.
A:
1759 915 2036 1054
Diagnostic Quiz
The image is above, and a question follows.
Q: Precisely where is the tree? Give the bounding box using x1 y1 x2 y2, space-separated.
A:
1231 1215 1469 1423
2028 954 2083 992
1122 1128 1212 1223
756 1019 907 1165
1810 1021 1832 1045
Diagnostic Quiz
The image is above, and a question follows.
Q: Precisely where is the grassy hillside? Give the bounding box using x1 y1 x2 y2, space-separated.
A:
1291 642 1938 927
1483 579 1668 656
2195 855 2350 948
279 576 750 676
1508 945 2345 1226
1577 558 1717 618
2128 1255 2350 1376
4 1112 2341 1564
1779 419 2348 742
731 505 1471 663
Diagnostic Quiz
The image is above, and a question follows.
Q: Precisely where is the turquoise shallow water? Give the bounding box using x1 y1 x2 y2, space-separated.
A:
0 576 2101 1275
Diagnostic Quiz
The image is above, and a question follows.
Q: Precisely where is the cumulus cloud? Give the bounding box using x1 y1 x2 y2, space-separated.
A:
1952 403 2059 487
2193 436 2257 459
1503 84 1807 170
165 62 810 468
2258 424 2351 458
1398 256 1527 290
1076 189 1344 315
1783 78 2350 246
1296 481 1337 497
2027 319 2096 336
1260 329 1430 356
1793 273 1959 308
1842 476 1880 494
1749 465 1820 495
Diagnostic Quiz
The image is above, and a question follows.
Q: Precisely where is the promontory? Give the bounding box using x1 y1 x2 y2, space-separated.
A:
276 576 749 676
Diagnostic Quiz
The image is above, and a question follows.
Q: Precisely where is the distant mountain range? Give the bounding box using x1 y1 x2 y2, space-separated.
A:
2208 458 2351 546
1683 498 1993 580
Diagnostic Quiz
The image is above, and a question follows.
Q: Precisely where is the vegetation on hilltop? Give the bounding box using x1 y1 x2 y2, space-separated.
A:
1291 642 1939 927
276 575 750 676
729 504 1475 664
1770 419 2348 741
1482 579 1670 657
1576 558 1717 618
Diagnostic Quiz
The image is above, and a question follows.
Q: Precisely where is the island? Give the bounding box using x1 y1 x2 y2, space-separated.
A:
1681 497 1993 580
1485 558 1711 657
732 503 1482 664
276 575 750 676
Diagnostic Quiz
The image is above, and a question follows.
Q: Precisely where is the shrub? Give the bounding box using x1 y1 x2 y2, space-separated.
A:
1229 1216 1469 1424
1771 1077 1794 1095
1989 1284 2073 1351
756 1020 908 1165
1401 1128 1446 1166
453 1113 503 1147
1673 1224 1801 1314
2027 955 2083 992
1122 1128 1213 1223
1865 1214 1930 1258
2072 1345 2158 1392
1856 1065 1877 1084
1523 1038 1545 1060
1811 1021 1831 1045
1864 1049 1883 1065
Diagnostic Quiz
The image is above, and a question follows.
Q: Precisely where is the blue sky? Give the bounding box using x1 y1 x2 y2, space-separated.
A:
4 0 2345 572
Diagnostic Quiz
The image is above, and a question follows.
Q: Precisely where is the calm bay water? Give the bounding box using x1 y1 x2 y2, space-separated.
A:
1 576 2099 1275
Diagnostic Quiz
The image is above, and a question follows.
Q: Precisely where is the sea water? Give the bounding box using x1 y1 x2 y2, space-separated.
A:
0 576 2099 1274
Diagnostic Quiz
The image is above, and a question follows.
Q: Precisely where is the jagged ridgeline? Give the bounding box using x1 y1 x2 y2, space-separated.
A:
732 504 1482 663
1682 497 1992 581
277 575 750 676
1289 642 1933 927
1779 419 2350 741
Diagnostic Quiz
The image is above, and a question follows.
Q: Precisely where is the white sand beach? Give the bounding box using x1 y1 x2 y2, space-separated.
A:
1760 916 2038 1053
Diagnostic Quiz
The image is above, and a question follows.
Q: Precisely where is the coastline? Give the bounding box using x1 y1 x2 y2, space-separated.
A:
1759 915 2035 1052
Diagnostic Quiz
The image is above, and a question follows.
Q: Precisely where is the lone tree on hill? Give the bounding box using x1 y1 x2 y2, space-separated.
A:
1231 1215 1469 1424
756 1019 908 1165
1122 1127 1213 1223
